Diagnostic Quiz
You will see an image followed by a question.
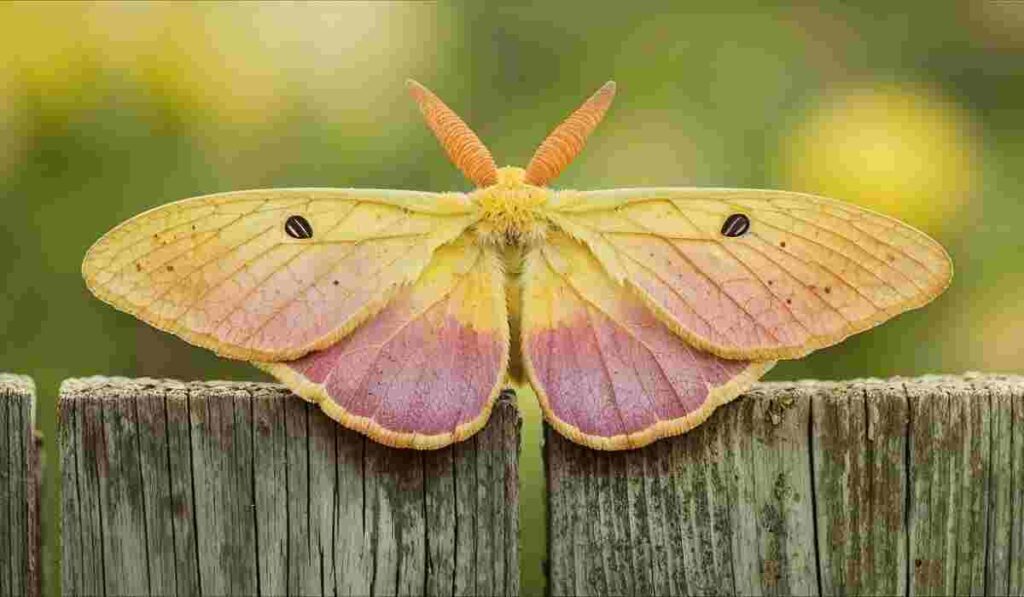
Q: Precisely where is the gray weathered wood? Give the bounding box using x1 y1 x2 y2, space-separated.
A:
546 382 816 596
812 379 908 596
60 377 520 596
545 374 1024 597
1 373 41 597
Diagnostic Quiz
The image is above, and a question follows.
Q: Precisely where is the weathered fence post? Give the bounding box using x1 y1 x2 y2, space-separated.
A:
60 377 521 596
1 373 41 597
545 374 1024 597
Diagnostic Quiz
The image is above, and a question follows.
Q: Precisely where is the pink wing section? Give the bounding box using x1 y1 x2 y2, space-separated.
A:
258 236 509 449
521 232 773 450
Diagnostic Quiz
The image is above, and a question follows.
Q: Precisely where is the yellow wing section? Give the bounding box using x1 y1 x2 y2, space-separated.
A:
83 188 477 361
546 188 952 361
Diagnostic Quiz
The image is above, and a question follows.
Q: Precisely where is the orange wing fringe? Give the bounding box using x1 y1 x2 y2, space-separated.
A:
407 79 498 187
524 81 616 186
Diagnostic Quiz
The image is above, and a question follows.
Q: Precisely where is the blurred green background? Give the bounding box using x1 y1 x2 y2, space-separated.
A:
1 1 1021 594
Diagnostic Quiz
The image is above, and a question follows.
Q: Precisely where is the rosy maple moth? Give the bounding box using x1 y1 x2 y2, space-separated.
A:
82 81 952 450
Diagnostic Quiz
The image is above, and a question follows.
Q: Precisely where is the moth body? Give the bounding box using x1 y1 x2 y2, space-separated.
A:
471 166 550 246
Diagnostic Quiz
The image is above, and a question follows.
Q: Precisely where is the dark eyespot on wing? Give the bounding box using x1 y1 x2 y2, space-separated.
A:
721 213 750 237
285 215 313 239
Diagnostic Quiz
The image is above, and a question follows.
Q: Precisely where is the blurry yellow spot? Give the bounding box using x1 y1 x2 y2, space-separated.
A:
781 83 977 232
0 2 438 127
967 275 1024 372
0 2 441 178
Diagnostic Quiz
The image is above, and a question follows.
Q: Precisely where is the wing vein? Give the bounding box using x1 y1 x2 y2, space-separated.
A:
778 209 931 291
744 216 913 304
778 200 940 258
96 198 268 268
609 246 736 342
116 220 278 313
683 199 929 293
737 236 858 327
197 205 379 338
124 198 326 311
234 239 430 348
665 202 817 338
619 232 785 344
101 199 279 293
675 195 910 305
581 303 633 442
208 207 418 344
320 248 487 371
539 247 710 378
790 204 943 276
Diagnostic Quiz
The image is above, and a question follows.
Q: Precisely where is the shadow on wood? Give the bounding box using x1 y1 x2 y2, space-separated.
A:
544 374 1024 597
59 378 520 597
1 373 41 597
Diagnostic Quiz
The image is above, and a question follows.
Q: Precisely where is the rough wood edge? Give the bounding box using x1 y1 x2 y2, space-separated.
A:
748 372 1024 395
0 373 36 395
59 375 283 396
1 373 41 597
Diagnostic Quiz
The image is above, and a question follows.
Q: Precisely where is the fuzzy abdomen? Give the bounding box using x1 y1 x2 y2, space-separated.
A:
503 245 525 383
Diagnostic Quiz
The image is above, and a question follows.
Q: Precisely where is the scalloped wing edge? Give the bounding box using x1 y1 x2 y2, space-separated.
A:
254 359 509 450
526 355 776 451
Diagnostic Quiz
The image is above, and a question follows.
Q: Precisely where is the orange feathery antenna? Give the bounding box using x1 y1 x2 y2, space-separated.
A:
524 81 617 186
407 79 498 187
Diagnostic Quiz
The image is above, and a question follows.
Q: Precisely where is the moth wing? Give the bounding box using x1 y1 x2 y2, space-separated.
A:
547 188 952 361
83 188 477 361
521 231 773 450
258 234 510 449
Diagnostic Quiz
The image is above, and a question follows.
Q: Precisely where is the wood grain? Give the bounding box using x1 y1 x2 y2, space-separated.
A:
59 378 520 596
1 373 41 597
546 374 1024 597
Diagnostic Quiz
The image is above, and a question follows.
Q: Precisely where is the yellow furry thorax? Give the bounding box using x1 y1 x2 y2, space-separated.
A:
472 166 549 246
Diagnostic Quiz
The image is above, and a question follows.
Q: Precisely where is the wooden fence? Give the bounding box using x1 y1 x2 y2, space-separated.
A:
59 378 520 597
546 375 1024 596
2 372 1024 595
1 373 41 597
